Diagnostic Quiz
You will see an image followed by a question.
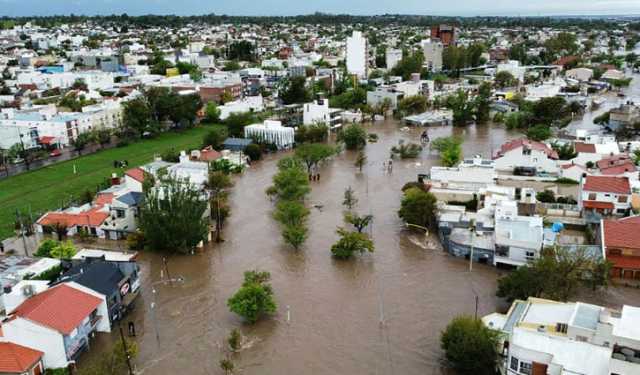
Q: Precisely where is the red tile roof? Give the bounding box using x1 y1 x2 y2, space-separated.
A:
94 193 114 206
37 208 109 228
0 342 43 373
125 168 145 183
198 146 221 162
596 154 633 169
494 138 559 160
12 283 102 334
603 216 640 251
582 176 630 194
583 201 614 210
574 142 596 154
600 163 637 176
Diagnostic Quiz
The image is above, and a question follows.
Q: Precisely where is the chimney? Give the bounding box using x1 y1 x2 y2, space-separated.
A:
111 173 120 186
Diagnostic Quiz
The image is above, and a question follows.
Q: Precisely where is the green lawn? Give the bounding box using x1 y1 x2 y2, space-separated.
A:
0 126 217 240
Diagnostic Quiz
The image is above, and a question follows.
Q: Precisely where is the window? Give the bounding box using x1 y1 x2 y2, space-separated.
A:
519 362 532 375
618 196 628 203
510 356 519 371
616 209 627 214
556 323 568 333
526 251 535 260
588 193 597 200
115 209 125 218
576 335 588 342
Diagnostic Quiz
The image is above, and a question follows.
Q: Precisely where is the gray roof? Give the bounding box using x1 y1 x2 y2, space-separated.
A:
504 300 527 333
116 191 145 207
573 304 601 331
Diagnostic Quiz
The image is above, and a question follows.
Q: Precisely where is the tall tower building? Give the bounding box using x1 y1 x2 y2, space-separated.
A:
346 31 368 79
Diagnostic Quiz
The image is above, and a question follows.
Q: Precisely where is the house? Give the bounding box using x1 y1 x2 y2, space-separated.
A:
0 342 44 375
596 154 638 179
244 121 295 149
483 297 640 375
0 256 61 315
579 175 631 217
302 99 342 129
609 101 640 130
166 152 209 187
601 69 626 81
366 87 404 110
560 163 587 182
566 67 593 82
601 216 640 280
493 138 559 174
56 258 140 323
493 200 545 268
1 283 110 369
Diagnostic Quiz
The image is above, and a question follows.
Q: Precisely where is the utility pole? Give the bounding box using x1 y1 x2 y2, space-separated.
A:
118 323 135 375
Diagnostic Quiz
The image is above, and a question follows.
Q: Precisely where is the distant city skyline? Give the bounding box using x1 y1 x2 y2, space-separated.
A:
1 0 640 18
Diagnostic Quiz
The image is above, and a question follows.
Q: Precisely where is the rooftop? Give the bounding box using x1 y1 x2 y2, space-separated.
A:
0 342 43 373
582 175 630 194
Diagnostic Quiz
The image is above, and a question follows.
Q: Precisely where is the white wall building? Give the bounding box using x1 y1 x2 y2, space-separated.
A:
346 31 368 79
421 39 443 72
244 120 294 149
493 139 560 174
385 49 402 69
219 96 264 121
302 99 342 129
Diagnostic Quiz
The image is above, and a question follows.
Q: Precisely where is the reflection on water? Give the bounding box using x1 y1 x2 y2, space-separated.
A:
79 119 640 375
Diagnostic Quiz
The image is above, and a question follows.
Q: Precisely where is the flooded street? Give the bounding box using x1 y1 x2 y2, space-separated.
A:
82 119 640 375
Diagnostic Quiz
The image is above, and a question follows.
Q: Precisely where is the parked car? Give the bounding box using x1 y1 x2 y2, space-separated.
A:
514 166 537 176
49 149 62 157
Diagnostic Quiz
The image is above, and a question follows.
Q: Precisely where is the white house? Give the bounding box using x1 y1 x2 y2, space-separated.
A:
493 200 544 267
493 138 560 174
578 175 631 216
421 39 443 72
346 31 368 79
1 282 110 369
385 49 402 69
219 96 264 121
302 99 342 129
483 297 640 375
244 120 295 149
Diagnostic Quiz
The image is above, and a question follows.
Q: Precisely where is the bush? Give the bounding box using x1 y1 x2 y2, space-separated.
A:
36 239 59 257
161 148 180 162
295 123 329 143
244 143 262 161
526 124 552 141
338 124 367 150
536 189 556 203
555 177 579 185
127 232 145 250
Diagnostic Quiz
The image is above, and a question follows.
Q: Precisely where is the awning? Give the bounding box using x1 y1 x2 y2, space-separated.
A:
607 255 640 271
583 201 614 210
39 136 57 145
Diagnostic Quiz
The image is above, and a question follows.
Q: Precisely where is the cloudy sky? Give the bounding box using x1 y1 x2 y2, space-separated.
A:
1 0 639 17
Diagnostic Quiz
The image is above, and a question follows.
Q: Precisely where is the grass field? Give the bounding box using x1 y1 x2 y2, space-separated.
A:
0 125 216 240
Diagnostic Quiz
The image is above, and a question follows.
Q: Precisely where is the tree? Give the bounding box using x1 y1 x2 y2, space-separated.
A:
50 240 77 259
206 171 233 243
268 162 311 201
244 144 262 161
536 189 556 203
281 224 308 250
227 329 242 352
294 143 335 175
202 127 228 150
398 187 437 229
71 132 92 155
391 51 424 80
295 122 329 143
204 101 221 123
342 186 358 210
122 97 152 139
527 124 552 141
228 40 256 61
431 136 463 167
338 124 367 150
92 128 112 149
330 228 374 259
139 176 209 253
279 76 311 104
160 148 180 162
344 212 373 233
35 239 59 257
474 82 492 124
224 112 255 137
219 358 235 374
441 316 500 375
497 247 611 302
533 97 567 126
397 95 428 115
227 270 277 323
274 200 309 227
445 90 475 126
354 151 367 172
390 142 422 159
494 71 517 88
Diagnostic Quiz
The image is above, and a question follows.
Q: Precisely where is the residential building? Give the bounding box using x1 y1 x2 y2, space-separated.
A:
385 48 402 70
483 297 640 375
421 39 443 72
219 96 264 121
1 283 110 369
493 139 560 174
601 216 640 280
579 175 631 217
244 120 295 149
0 256 61 315
302 99 342 129
367 87 404 110
346 31 368 79
0 342 44 375
494 200 545 267
430 24 456 47
566 67 594 82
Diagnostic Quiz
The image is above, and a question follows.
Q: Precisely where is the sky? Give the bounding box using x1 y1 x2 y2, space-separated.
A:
1 0 640 17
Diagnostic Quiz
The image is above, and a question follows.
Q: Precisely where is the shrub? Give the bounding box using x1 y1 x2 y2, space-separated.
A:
36 239 59 257
244 143 262 161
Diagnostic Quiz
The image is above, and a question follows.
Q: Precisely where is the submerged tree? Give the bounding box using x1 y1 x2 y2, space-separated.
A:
139 176 209 253
441 316 500 375
343 186 358 210
227 270 277 323
330 228 375 259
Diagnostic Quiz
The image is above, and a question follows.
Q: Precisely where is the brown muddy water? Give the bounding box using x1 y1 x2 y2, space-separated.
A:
80 120 640 375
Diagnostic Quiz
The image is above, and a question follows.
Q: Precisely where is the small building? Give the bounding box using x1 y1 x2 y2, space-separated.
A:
302 99 342 129
493 138 559 175
0 342 44 375
579 175 631 218
601 216 640 280
243 121 295 149
404 110 453 126
1 282 110 369
566 67 594 82
493 200 545 267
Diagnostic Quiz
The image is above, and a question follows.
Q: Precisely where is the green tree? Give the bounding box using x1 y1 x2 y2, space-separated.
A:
494 71 517 88
338 124 367 150
344 212 373 233
390 142 423 159
244 143 262 161
227 270 277 323
281 224 308 250
533 96 567 126
527 124 552 141
268 163 311 201
227 329 242 352
343 186 358 210
139 176 209 253
122 97 152 139
441 316 500 375
202 127 228 150
330 228 374 259
536 189 556 203
397 95 428 115
204 101 221 123
294 143 335 175
219 358 235 374
445 90 475 126
279 76 311 104
398 187 437 229
92 128 112 149
474 82 492 124
390 51 424 80
35 239 59 257
71 132 92 155
431 136 463 167
50 240 77 259
295 122 329 143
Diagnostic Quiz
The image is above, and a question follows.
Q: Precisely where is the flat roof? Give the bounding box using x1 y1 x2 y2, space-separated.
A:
73 248 137 262
613 305 640 341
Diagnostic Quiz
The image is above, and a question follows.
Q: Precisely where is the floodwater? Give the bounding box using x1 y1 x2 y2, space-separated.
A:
80 119 640 375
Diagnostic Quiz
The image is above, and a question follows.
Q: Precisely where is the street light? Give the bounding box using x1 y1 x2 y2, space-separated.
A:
150 276 185 344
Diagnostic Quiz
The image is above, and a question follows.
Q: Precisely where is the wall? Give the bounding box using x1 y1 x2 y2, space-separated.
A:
2 318 67 368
